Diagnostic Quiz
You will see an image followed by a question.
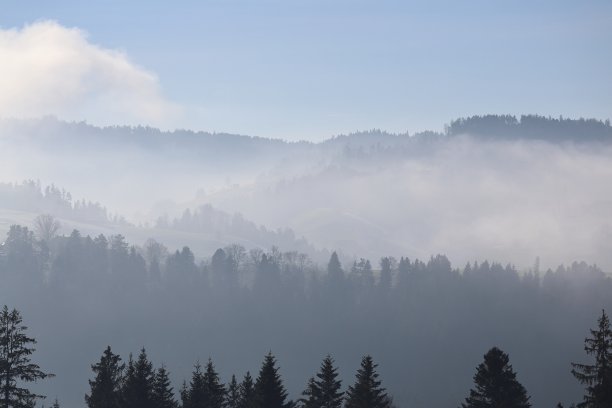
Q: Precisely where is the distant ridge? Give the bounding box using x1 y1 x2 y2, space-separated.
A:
2 114 612 148
446 114 612 141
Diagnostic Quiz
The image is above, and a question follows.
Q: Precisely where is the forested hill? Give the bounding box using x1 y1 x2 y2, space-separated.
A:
446 115 612 142
0 181 322 263
0 117 301 164
2 115 611 151
2 114 612 271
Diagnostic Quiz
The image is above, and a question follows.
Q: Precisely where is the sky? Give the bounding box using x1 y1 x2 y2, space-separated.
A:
1 0 611 141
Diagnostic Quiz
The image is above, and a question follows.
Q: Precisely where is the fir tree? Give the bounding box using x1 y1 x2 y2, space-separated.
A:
51 398 60 408
123 348 154 408
345 355 390 408
314 356 343 408
461 347 531 408
152 365 178 408
298 377 317 408
183 362 209 408
238 372 256 408
227 375 240 408
327 252 344 287
378 257 393 293
85 346 124 408
203 358 226 408
254 352 291 408
180 381 189 408
571 310 612 408
0 306 53 408
122 348 155 408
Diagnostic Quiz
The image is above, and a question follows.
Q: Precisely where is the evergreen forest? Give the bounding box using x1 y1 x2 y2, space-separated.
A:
1 223 611 407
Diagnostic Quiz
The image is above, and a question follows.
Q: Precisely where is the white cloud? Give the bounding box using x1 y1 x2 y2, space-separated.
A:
0 21 180 126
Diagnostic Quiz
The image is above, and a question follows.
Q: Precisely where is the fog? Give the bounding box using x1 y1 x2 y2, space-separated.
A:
1 116 611 271
1 115 612 408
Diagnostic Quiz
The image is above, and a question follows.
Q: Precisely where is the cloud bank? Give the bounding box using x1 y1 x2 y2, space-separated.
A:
0 21 180 127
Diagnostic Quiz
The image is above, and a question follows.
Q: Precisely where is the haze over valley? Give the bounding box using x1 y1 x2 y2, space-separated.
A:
1 3 612 408
2 115 611 270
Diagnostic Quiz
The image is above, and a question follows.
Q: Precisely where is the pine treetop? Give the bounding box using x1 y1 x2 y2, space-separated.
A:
571 310 612 408
314 356 343 408
462 347 531 408
227 374 240 408
345 355 390 408
85 346 124 408
255 352 290 408
152 364 178 408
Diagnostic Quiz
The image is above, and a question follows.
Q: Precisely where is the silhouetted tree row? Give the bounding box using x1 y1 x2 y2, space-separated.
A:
85 348 393 408
0 181 122 225
155 205 317 257
446 114 612 141
3 303 612 408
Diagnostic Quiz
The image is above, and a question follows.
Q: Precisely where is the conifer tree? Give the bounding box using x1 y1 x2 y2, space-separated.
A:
226 375 240 408
183 363 206 408
180 381 189 408
571 309 612 408
51 398 60 408
254 353 291 408
122 354 135 406
378 257 393 293
396 257 411 289
238 372 256 408
202 358 226 408
345 355 390 408
122 348 155 408
152 365 178 408
314 356 343 408
85 346 124 408
298 377 317 408
0 306 53 408
461 347 531 408
327 252 344 287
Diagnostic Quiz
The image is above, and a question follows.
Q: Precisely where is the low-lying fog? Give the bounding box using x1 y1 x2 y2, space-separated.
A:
1 116 611 270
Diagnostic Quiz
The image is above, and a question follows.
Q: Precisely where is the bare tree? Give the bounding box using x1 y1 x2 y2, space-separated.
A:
33 214 61 242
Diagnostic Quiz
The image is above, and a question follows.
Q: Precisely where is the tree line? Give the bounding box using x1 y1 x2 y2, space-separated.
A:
85 348 393 408
446 114 612 141
2 304 612 407
0 181 122 225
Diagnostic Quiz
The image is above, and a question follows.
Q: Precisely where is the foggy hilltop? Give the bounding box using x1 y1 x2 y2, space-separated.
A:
1 114 612 270
1 114 612 408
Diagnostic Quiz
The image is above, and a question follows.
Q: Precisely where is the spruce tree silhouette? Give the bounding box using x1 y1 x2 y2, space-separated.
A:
152 365 178 408
298 377 317 408
202 359 226 408
314 356 343 408
85 346 124 408
461 347 531 408
238 372 256 408
182 363 205 408
254 352 292 408
571 310 612 408
0 306 53 408
122 348 155 408
345 355 391 408
226 375 240 408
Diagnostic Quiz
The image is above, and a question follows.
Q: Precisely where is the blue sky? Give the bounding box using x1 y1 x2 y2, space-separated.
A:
2 0 611 140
